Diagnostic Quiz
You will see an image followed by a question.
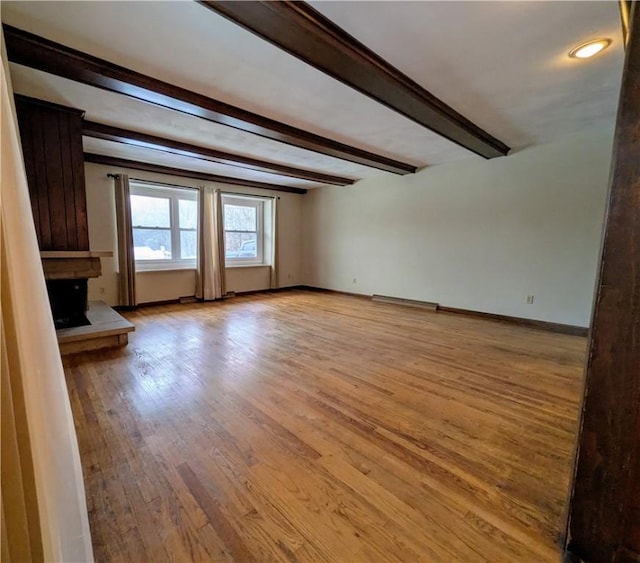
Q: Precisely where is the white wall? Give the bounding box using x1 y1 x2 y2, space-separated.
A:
84 163 304 305
303 129 613 327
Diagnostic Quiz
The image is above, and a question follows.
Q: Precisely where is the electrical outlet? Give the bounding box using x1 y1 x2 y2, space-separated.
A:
99 287 106 295
287 273 291 280
352 278 357 284
526 295 534 304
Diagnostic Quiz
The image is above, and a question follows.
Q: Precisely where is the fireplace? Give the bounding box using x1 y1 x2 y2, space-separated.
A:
46 279 90 329
40 250 110 329
16 95 133 353
39 251 135 354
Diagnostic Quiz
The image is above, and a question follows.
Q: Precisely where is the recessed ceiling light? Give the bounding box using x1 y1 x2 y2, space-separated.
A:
569 39 612 59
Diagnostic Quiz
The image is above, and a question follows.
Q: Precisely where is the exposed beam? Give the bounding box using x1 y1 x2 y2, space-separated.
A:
3 24 416 175
84 153 308 195
83 121 354 186
200 1 510 160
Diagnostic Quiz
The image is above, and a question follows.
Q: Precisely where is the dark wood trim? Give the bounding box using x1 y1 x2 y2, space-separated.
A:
3 24 416 175
118 298 199 309
14 93 85 117
125 285 587 337
300 286 589 335
566 6 640 562
200 1 510 160
372 294 438 311
228 286 364 298
131 286 305 307
436 305 589 337
231 285 307 297
83 120 354 186
300 285 397 301
83 153 308 194
132 299 180 309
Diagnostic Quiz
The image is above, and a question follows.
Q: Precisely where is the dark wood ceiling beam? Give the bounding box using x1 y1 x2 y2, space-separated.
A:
3 24 416 175
83 121 353 186
83 153 308 194
200 1 510 160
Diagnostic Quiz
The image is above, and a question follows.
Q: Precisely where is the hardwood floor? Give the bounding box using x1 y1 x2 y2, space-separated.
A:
63 290 587 562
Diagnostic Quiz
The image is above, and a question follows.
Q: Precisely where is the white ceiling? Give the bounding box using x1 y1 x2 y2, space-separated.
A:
2 1 625 189
9 65 376 184
82 137 332 191
310 1 624 147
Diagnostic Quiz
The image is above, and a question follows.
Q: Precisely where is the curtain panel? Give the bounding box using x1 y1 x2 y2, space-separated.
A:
270 196 279 289
196 187 226 300
113 174 137 307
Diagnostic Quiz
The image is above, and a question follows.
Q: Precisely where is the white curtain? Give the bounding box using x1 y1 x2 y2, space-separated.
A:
113 173 137 307
196 187 226 300
270 196 279 289
1 35 94 562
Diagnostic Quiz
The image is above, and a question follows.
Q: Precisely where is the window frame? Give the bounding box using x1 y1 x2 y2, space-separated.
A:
222 195 265 266
130 182 199 271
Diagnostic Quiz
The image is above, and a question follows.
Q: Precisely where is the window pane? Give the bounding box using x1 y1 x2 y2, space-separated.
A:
225 232 257 259
224 204 256 232
133 228 172 260
179 199 197 229
180 230 197 259
131 195 171 228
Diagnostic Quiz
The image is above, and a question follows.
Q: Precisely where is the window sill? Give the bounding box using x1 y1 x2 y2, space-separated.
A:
225 264 271 269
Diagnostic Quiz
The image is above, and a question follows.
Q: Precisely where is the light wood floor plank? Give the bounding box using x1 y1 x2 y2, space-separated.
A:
63 290 586 562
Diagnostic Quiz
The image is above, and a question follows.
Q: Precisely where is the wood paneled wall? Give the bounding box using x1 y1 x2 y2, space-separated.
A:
15 95 89 251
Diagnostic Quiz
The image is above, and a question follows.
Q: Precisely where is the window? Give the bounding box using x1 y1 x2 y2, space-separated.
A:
130 182 198 270
222 195 265 265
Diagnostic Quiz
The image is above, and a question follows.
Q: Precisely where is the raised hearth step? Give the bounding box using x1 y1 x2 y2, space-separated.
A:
57 301 134 355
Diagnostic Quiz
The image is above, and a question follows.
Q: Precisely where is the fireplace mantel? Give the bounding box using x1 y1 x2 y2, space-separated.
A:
40 251 113 259
40 250 113 280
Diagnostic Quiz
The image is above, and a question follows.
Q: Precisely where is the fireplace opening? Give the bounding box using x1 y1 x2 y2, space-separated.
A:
46 279 90 330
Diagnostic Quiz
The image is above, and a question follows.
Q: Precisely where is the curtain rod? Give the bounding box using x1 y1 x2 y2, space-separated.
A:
129 177 200 192
107 174 199 192
221 191 279 200
107 175 280 199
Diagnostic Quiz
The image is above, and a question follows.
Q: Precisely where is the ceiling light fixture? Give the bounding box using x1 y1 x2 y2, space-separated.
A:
568 38 612 59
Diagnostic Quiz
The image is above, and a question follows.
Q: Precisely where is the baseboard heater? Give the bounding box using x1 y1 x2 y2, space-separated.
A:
371 294 438 311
